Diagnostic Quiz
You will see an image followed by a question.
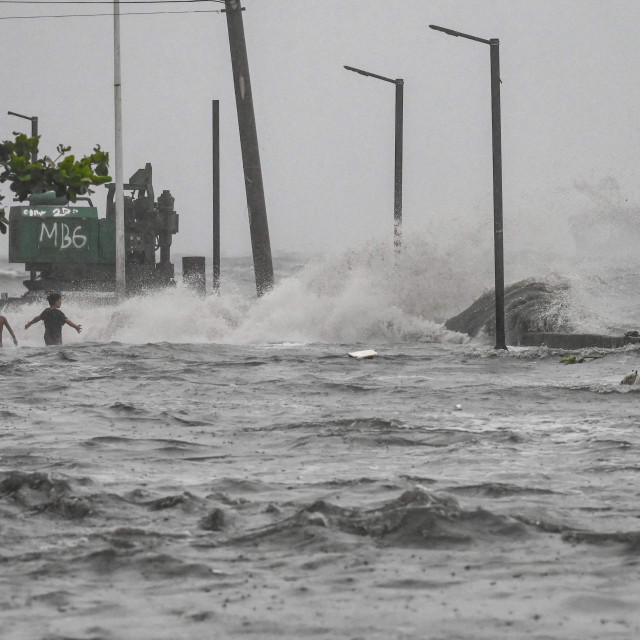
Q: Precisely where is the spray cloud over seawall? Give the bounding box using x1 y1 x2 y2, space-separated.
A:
103 238 482 345
542 179 640 334
5 237 489 346
6 179 640 347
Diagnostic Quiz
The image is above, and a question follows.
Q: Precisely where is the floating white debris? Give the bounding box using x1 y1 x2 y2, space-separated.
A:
348 349 377 359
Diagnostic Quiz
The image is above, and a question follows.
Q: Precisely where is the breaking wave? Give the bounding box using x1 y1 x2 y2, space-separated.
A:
2 240 484 346
229 486 530 550
3 220 640 346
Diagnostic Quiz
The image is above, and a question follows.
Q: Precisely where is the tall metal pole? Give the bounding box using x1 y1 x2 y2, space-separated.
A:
212 99 221 294
490 39 506 350
30 117 38 162
428 25 507 350
113 0 126 298
393 79 404 250
343 66 404 251
224 0 274 297
7 111 38 162
9 110 39 284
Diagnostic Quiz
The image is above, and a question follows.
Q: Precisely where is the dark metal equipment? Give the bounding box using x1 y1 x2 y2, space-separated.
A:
429 25 507 350
8 163 179 294
106 163 179 292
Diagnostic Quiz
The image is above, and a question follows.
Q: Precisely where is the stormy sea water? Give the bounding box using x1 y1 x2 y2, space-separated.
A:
1 239 640 640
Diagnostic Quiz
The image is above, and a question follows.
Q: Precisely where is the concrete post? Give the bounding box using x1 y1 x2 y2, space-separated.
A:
224 0 274 297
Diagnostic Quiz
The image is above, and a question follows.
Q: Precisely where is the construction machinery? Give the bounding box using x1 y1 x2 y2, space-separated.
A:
7 163 178 296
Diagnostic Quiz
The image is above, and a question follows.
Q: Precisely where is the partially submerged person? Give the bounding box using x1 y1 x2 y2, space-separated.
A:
0 315 18 347
25 293 82 346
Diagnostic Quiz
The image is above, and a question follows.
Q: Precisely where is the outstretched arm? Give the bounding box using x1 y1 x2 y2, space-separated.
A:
24 314 41 330
4 319 17 345
65 318 82 334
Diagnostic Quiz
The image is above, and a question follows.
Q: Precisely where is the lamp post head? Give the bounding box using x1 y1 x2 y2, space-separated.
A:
429 24 459 37
428 24 492 45
7 110 36 123
344 65 397 85
344 65 370 78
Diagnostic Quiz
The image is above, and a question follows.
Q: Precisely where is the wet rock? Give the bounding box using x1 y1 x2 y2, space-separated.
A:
445 278 572 342
0 471 92 519
264 503 281 515
147 494 187 511
200 508 226 531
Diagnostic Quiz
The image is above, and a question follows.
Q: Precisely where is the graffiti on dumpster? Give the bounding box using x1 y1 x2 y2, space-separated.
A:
23 207 81 217
38 220 88 250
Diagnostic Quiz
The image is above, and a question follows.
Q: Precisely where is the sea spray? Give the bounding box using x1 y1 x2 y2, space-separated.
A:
3 239 485 346
558 269 640 335
6 226 640 346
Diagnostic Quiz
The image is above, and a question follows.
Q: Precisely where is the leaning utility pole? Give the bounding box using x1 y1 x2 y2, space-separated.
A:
224 0 274 296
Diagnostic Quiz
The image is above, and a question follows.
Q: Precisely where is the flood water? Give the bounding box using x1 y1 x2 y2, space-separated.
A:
1 249 639 639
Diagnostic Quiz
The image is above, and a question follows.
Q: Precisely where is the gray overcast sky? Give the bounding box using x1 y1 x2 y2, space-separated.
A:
1 0 640 261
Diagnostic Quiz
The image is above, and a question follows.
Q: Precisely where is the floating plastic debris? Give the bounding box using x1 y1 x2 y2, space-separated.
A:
348 349 377 359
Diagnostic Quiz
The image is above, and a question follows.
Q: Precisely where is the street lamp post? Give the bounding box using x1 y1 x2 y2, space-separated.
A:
344 65 404 250
8 110 39 286
429 24 507 350
212 99 220 294
7 111 38 162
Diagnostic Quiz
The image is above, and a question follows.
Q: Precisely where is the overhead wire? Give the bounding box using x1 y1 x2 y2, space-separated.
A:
0 0 225 3
0 0 225 19
0 8 223 17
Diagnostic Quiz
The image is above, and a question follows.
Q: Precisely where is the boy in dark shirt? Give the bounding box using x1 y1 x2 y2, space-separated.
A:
0 315 18 347
25 293 82 345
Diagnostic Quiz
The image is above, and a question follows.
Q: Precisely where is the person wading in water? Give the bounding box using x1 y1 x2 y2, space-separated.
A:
0 315 18 347
24 293 82 345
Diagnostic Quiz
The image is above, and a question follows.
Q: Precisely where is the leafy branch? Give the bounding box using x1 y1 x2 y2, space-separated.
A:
0 132 111 234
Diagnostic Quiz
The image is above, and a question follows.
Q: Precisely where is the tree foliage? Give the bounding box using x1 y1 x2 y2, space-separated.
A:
0 133 111 233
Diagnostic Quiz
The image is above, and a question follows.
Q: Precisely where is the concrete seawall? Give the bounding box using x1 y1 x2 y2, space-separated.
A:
519 333 640 350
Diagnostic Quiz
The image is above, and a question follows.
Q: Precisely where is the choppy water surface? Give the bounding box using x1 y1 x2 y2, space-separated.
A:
1 248 640 639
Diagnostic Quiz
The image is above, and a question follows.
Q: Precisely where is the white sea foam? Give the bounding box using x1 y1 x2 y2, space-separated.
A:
5 195 640 347
5 239 487 346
